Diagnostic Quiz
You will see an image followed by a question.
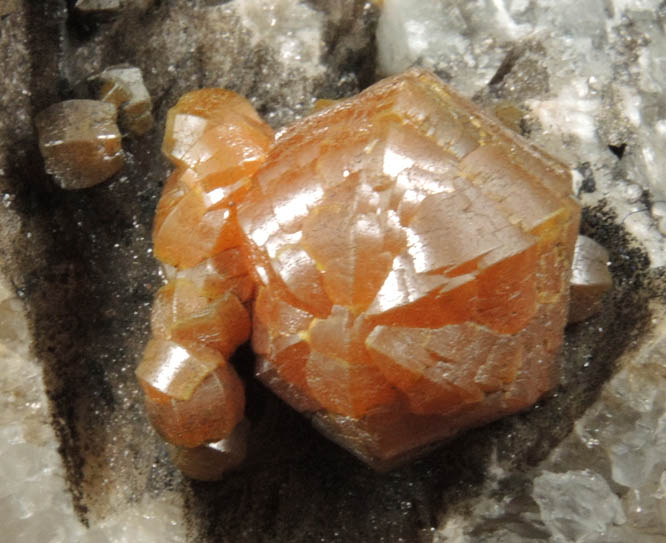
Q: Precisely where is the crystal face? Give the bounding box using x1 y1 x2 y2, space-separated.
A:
88 64 154 136
138 68 581 477
242 69 580 468
568 235 613 324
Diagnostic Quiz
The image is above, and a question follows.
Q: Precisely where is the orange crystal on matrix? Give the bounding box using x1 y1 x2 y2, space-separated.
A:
139 68 581 474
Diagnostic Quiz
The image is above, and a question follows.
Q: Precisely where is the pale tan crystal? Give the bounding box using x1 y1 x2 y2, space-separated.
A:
568 235 613 323
35 99 124 189
88 64 154 135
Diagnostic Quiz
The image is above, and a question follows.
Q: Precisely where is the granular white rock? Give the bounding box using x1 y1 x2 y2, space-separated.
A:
233 0 324 77
377 0 511 95
0 281 186 542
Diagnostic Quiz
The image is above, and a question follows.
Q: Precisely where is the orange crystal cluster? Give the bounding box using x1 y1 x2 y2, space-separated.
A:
136 90 273 464
242 69 580 467
138 69 581 474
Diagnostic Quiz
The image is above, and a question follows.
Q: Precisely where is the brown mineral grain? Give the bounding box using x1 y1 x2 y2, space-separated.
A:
88 64 154 135
0 0 19 17
35 99 124 189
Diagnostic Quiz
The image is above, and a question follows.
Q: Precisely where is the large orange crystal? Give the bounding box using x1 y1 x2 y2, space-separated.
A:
242 69 580 468
139 68 581 475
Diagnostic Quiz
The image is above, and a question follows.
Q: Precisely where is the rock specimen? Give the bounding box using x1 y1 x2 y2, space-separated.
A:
35 100 124 189
88 64 154 135
138 68 581 476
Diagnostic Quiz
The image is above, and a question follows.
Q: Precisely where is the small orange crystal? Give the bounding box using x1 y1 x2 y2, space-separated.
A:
137 89 270 454
139 69 581 476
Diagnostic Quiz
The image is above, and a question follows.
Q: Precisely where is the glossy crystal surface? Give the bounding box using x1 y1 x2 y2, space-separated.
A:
568 235 613 323
154 89 273 269
137 89 273 455
141 69 581 474
241 69 581 467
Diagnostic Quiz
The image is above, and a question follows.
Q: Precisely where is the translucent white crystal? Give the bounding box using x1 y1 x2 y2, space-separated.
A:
621 471 666 536
377 0 464 73
570 322 666 491
608 412 666 489
533 470 626 542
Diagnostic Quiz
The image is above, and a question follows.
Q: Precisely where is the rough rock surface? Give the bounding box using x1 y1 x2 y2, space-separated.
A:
0 0 665 542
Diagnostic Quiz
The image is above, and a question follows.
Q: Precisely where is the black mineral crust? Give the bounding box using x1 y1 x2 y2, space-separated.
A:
0 1 662 542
